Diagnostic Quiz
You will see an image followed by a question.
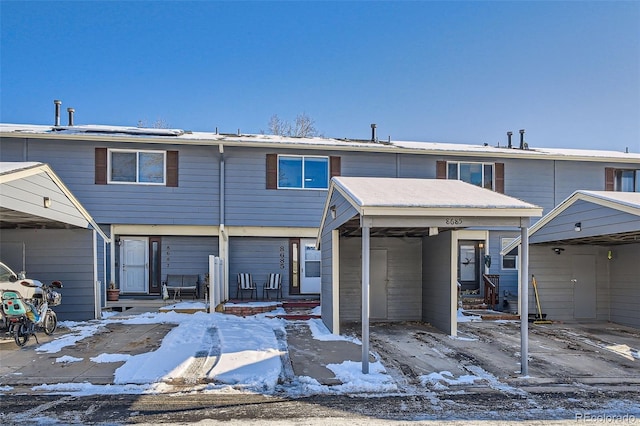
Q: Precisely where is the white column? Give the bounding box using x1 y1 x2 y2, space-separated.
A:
520 224 529 376
361 224 370 374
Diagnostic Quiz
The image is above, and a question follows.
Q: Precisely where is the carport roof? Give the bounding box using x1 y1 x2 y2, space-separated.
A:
0 162 109 241
502 190 640 253
319 177 543 238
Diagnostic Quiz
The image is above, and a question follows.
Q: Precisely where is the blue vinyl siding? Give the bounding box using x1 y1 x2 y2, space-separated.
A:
0 229 95 321
228 237 289 298
0 138 220 225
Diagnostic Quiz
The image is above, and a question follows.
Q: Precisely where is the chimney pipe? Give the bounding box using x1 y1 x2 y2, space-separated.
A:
67 108 75 126
519 129 525 149
54 100 62 126
507 131 513 149
371 123 377 142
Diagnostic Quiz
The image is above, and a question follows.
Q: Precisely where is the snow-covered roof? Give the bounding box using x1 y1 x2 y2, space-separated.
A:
317 177 542 242
332 177 539 211
1 123 638 163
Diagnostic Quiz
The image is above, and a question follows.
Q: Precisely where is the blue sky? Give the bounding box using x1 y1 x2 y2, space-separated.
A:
1 1 639 151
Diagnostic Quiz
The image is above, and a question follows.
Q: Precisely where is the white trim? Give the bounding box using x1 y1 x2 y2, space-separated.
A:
501 190 640 254
331 229 340 335
112 224 219 236
0 162 110 242
450 231 459 337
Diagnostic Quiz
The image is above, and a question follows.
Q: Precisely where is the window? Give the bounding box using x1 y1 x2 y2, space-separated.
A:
106 149 167 185
446 161 495 190
605 168 639 192
277 155 329 189
501 238 518 270
615 169 639 192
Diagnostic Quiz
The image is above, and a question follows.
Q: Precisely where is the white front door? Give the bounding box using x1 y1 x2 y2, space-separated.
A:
120 237 148 293
300 238 321 294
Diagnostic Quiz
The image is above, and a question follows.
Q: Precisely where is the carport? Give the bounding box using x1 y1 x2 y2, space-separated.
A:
317 177 542 373
503 190 640 328
0 162 110 320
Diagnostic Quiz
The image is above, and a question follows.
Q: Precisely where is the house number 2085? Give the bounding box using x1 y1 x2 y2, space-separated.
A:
445 218 463 225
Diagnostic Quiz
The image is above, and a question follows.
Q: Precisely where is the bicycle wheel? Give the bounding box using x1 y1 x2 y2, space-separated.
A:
14 323 29 347
43 311 57 335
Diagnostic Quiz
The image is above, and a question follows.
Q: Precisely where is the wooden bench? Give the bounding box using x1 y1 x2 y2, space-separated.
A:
164 274 199 301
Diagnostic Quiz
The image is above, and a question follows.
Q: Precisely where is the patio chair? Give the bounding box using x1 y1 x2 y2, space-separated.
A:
237 273 257 300
262 273 283 300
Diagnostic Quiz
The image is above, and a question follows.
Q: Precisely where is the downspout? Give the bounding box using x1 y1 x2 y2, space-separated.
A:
218 144 229 301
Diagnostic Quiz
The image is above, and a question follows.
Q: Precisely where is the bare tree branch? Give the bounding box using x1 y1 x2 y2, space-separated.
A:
268 113 319 137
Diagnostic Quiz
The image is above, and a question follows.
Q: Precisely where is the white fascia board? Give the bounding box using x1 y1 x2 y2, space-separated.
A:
0 162 47 184
361 206 543 218
113 224 220 236
226 226 319 238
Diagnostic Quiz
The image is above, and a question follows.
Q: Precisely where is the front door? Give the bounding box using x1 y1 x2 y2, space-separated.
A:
458 240 481 293
572 254 596 319
300 238 321 294
120 237 148 293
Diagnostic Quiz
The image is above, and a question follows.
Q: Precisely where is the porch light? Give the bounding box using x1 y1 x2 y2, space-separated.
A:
574 222 582 232
330 205 337 219
43 197 51 208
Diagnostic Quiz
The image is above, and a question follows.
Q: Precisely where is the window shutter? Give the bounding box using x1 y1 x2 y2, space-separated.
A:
605 168 614 191
436 161 446 179
266 154 278 189
95 148 107 185
166 151 179 187
330 156 341 178
495 162 505 194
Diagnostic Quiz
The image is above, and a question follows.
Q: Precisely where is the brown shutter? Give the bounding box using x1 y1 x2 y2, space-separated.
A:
166 151 178 187
436 161 446 179
330 156 341 178
266 154 278 189
95 148 107 184
605 168 615 191
495 162 505 194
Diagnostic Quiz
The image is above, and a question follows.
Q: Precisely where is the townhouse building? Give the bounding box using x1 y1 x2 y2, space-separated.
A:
1 119 638 324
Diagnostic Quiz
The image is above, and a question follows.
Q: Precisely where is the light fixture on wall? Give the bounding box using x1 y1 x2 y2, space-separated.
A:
330 205 337 219
574 222 582 232
43 196 51 208
607 250 613 260
552 247 565 255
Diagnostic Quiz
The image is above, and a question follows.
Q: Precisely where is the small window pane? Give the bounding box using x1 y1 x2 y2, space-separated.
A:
111 152 136 182
483 164 493 190
303 157 328 189
279 157 303 188
139 152 164 183
617 170 635 192
447 163 458 179
460 163 483 187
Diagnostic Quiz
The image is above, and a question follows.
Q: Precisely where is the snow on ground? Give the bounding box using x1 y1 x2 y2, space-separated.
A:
12 302 400 397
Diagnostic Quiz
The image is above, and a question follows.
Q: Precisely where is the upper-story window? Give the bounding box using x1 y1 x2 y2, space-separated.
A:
615 169 639 192
605 167 639 192
109 149 166 184
278 155 329 189
95 148 178 187
447 162 494 190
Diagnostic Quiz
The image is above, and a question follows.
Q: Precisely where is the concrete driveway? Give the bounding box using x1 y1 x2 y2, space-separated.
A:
358 320 640 392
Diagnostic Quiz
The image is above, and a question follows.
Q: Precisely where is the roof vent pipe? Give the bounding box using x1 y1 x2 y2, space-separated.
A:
54 100 62 126
507 131 513 149
67 108 75 127
371 123 377 142
519 129 525 150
